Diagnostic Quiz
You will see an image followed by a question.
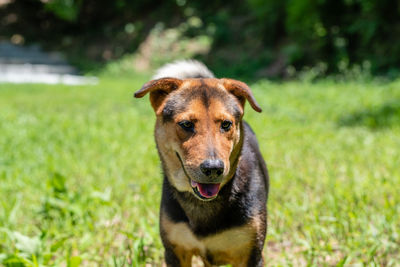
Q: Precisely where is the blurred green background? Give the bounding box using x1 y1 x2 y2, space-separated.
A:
1 0 400 79
0 0 400 266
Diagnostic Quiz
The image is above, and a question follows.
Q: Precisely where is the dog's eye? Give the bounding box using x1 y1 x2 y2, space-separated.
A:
221 120 232 131
178 120 194 132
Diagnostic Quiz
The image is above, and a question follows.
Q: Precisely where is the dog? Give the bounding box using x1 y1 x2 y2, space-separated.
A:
134 60 269 266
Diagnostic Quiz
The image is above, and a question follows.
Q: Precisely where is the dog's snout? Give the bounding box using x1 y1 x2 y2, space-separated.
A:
200 159 224 178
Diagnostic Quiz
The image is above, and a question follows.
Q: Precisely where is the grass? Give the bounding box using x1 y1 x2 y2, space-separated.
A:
0 75 399 266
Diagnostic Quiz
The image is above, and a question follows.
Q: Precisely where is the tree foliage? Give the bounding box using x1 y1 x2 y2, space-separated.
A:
1 0 399 76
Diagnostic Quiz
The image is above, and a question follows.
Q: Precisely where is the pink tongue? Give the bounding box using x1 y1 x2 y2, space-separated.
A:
196 182 220 198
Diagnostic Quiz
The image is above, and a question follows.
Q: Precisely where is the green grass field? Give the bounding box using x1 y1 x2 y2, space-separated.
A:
0 76 399 266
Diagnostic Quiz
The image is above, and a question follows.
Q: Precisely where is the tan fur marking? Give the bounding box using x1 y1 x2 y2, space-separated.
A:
251 212 262 232
162 214 258 266
161 214 205 266
155 119 193 192
204 224 255 266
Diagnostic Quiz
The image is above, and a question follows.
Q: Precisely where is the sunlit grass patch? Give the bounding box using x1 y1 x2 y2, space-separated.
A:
0 77 399 266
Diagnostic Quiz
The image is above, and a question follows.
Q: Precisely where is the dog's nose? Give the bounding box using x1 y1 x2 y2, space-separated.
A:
200 159 224 178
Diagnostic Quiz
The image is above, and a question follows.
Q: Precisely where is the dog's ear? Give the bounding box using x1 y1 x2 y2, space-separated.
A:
221 78 262 112
134 78 183 113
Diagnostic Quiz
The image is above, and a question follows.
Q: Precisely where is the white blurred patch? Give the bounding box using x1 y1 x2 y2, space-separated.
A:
152 59 214 80
0 63 98 85
0 42 98 85
0 73 98 85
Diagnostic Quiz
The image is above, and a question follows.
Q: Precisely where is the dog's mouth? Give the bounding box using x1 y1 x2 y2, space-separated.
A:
190 180 220 200
176 152 221 201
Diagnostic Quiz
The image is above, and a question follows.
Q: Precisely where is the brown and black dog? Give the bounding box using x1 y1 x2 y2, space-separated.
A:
134 60 269 266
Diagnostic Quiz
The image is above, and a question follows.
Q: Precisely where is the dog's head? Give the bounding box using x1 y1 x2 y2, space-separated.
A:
135 78 261 201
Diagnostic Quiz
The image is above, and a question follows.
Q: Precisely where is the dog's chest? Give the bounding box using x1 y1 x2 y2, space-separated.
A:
164 218 255 264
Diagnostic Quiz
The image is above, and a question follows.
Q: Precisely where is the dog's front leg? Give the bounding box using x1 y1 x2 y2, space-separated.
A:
243 247 264 267
164 246 193 267
164 247 181 267
246 258 264 267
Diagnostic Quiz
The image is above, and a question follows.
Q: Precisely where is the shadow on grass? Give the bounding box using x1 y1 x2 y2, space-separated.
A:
338 101 400 129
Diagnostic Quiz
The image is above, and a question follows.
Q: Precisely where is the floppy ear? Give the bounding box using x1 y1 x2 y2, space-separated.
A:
134 78 183 113
221 78 262 112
